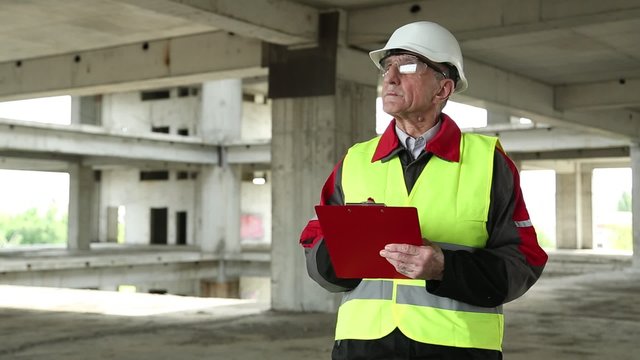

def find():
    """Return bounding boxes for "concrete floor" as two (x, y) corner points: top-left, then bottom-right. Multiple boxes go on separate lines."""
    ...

(0, 267), (639, 359)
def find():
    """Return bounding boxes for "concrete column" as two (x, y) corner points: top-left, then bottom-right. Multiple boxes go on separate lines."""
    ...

(580, 168), (593, 249)
(68, 164), (95, 251)
(200, 79), (242, 142)
(271, 79), (376, 312)
(197, 165), (241, 254)
(556, 168), (578, 249)
(196, 79), (242, 278)
(631, 144), (640, 266)
(70, 96), (102, 125)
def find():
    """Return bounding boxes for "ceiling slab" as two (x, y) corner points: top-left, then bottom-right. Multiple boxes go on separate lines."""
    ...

(0, 0), (213, 62)
(0, 0), (638, 155)
(556, 79), (640, 111)
(121, 0), (319, 45)
(0, 31), (266, 101)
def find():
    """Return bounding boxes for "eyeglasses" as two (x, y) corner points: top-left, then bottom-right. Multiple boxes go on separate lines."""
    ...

(379, 55), (448, 79)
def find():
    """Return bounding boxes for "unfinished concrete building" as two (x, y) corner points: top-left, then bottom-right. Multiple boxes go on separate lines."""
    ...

(0, 1), (639, 359)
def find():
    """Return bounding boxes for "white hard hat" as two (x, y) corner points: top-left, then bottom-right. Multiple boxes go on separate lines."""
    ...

(369, 21), (468, 93)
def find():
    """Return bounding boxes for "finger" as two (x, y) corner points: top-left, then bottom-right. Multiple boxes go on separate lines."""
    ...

(380, 249), (412, 263)
(388, 243), (413, 253)
(384, 243), (420, 255)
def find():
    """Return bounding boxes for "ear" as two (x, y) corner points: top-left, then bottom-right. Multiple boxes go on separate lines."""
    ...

(434, 79), (455, 103)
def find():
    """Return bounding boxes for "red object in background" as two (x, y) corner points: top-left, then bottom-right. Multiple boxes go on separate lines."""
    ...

(241, 213), (264, 240)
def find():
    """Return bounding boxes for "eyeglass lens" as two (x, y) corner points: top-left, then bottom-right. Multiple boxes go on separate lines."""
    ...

(381, 56), (423, 76)
(380, 55), (448, 79)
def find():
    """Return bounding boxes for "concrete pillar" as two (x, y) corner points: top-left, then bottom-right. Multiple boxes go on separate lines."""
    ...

(631, 144), (640, 266)
(106, 206), (118, 243)
(200, 79), (242, 142)
(197, 165), (241, 254)
(580, 168), (593, 249)
(196, 79), (243, 287)
(68, 164), (95, 251)
(271, 79), (376, 312)
(70, 96), (101, 125)
(556, 167), (578, 249)
(267, 11), (377, 311)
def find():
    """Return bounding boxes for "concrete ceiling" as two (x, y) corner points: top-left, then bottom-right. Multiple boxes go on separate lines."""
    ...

(0, 0), (639, 155)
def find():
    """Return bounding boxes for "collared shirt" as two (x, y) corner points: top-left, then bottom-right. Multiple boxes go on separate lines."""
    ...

(394, 121), (442, 161)
(372, 114), (462, 164)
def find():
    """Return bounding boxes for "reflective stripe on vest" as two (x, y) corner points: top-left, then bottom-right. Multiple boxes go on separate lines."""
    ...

(336, 133), (504, 351)
(342, 279), (502, 315)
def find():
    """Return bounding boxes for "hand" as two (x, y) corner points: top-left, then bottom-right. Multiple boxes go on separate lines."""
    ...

(379, 239), (444, 280)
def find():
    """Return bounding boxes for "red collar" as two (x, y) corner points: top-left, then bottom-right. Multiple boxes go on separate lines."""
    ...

(372, 113), (462, 163)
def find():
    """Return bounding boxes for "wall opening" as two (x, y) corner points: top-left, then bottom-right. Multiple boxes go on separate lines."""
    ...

(176, 211), (187, 245)
(0, 170), (69, 248)
(0, 95), (71, 125)
(141, 89), (170, 101)
(140, 171), (169, 181)
(592, 168), (632, 252)
(117, 205), (126, 244)
(520, 169), (556, 249)
(150, 208), (168, 245)
(151, 126), (170, 134)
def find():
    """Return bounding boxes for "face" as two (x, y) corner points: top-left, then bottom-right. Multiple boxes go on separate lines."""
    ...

(380, 54), (447, 119)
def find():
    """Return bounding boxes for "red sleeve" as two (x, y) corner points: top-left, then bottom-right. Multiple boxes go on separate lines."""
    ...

(499, 149), (548, 267)
(300, 159), (344, 249)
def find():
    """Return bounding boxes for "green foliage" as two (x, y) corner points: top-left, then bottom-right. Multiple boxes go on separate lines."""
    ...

(117, 222), (125, 244)
(599, 223), (632, 251)
(0, 206), (67, 247)
(534, 227), (555, 249)
(617, 191), (632, 212)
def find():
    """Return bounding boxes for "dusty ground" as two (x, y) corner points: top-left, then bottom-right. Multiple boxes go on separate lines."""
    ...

(1, 268), (639, 360)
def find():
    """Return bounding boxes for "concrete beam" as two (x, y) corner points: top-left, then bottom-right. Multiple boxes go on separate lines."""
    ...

(348, 0), (640, 44)
(555, 78), (640, 110)
(0, 154), (75, 172)
(456, 58), (640, 140)
(0, 119), (272, 168)
(471, 126), (629, 153)
(80, 158), (205, 171)
(120, 0), (318, 46)
(510, 147), (630, 161)
(0, 31), (265, 101)
(0, 247), (270, 287)
(0, 120), (219, 165)
(336, 47), (378, 86)
(226, 141), (271, 164)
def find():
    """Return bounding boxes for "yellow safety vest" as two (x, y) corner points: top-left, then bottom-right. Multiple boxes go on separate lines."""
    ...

(336, 132), (504, 351)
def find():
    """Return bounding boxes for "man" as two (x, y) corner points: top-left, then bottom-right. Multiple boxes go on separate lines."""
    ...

(299, 21), (548, 359)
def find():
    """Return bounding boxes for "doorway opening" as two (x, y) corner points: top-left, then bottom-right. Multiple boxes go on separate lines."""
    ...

(150, 208), (168, 245)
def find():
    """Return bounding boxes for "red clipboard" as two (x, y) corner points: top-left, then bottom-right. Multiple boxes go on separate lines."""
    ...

(314, 205), (423, 279)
